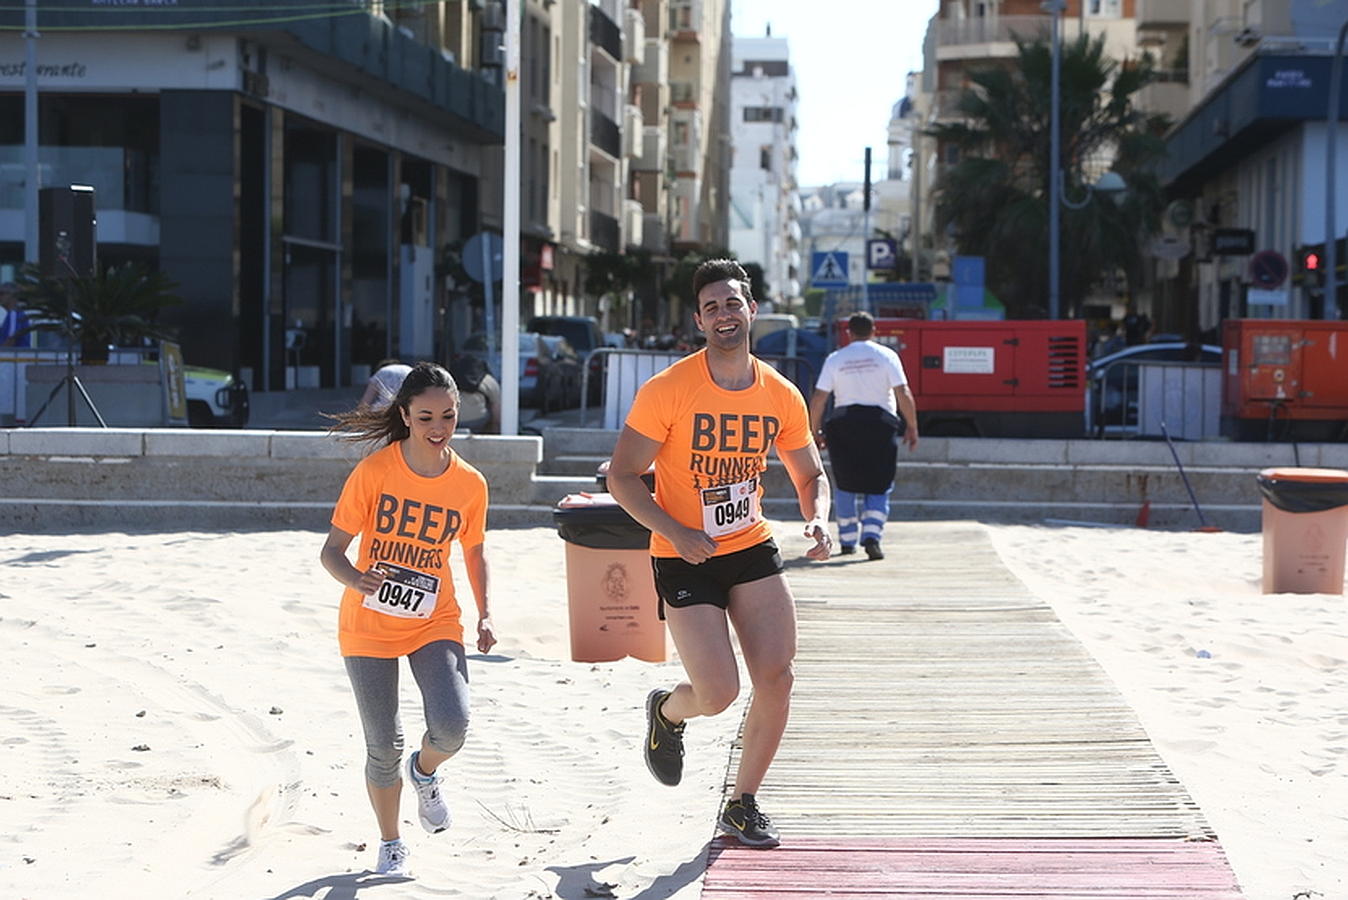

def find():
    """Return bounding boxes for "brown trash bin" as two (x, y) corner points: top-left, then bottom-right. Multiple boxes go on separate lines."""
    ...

(595, 458), (655, 492)
(1256, 467), (1348, 594)
(554, 492), (666, 662)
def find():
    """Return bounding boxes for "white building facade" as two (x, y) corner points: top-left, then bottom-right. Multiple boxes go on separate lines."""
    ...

(728, 35), (801, 307)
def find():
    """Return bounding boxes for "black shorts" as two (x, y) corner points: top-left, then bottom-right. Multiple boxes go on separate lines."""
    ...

(650, 539), (784, 619)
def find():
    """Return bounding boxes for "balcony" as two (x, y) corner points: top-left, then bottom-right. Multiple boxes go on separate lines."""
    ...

(669, 0), (701, 39)
(634, 38), (667, 87)
(590, 110), (621, 159)
(624, 8), (646, 65)
(635, 126), (666, 172)
(589, 4), (623, 62)
(935, 15), (1050, 60)
(590, 209), (620, 252)
(642, 212), (668, 252)
(1135, 77), (1191, 121)
(622, 199), (644, 249)
(670, 81), (696, 106)
(1136, 0), (1189, 28)
(623, 104), (644, 158)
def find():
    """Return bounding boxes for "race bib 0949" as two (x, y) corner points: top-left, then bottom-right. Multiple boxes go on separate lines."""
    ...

(701, 477), (760, 538)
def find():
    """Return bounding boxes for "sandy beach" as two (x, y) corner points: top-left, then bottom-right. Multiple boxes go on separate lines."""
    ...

(2, 519), (1344, 899)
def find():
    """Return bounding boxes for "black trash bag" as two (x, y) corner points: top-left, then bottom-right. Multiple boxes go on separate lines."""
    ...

(1256, 472), (1348, 514)
(554, 502), (651, 550)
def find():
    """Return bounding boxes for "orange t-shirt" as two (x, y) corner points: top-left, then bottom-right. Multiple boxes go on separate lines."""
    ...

(330, 442), (488, 657)
(624, 350), (811, 558)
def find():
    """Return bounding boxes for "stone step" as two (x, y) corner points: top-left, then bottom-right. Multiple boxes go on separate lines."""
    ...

(540, 451), (1273, 509)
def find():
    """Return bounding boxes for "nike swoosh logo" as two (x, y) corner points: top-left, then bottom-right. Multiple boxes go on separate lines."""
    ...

(649, 725), (660, 752)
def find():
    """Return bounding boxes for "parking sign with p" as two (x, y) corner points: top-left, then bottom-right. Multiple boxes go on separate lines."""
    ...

(867, 238), (897, 271)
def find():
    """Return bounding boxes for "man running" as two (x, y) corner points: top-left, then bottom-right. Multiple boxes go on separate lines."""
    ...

(606, 259), (831, 849)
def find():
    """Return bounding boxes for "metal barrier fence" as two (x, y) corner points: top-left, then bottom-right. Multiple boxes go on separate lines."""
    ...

(1087, 359), (1221, 439)
(579, 347), (818, 429)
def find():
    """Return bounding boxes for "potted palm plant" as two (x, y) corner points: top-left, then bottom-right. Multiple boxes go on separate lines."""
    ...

(16, 263), (184, 426)
(18, 262), (181, 363)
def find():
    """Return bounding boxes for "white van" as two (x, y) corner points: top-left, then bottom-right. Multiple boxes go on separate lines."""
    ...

(750, 313), (799, 351)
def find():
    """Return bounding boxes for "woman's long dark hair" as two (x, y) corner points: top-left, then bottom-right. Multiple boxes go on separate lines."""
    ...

(328, 361), (460, 448)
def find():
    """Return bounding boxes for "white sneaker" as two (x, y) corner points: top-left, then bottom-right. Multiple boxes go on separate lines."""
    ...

(374, 838), (411, 876)
(405, 751), (451, 833)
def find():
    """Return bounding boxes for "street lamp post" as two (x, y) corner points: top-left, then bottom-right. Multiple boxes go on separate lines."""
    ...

(1326, 18), (1348, 319)
(1044, 0), (1065, 319)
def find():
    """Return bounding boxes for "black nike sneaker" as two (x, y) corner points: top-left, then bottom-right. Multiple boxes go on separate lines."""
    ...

(644, 689), (685, 786)
(718, 793), (781, 848)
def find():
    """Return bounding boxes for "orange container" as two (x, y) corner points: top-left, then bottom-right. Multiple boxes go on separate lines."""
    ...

(555, 492), (666, 662)
(1257, 467), (1348, 595)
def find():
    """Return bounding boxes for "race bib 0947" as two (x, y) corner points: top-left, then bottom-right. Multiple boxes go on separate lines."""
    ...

(363, 562), (440, 619)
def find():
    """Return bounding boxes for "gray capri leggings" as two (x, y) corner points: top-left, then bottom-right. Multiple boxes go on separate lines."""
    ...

(344, 639), (471, 788)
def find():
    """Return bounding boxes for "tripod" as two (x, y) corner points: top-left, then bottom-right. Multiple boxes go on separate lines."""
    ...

(26, 230), (106, 427)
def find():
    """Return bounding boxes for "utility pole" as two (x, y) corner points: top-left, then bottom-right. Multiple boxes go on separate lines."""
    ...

(862, 146), (871, 313)
(501, 0), (521, 434)
(24, 0), (39, 264)
(1044, 0), (1065, 319)
(1327, 19), (1348, 319)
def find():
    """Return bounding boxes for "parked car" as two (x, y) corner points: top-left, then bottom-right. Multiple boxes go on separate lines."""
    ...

(463, 331), (582, 410)
(1085, 341), (1221, 436)
(183, 364), (250, 427)
(527, 315), (606, 401)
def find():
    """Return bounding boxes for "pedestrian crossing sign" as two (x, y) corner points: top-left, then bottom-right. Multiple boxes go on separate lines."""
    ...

(811, 251), (849, 288)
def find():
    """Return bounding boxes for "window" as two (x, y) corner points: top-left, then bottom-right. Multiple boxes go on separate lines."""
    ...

(1086, 0), (1121, 17)
(743, 106), (784, 123)
(759, 145), (772, 171)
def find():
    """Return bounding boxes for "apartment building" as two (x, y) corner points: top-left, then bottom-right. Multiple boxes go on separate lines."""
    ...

(667, 0), (732, 254)
(524, 0), (731, 334)
(0, 1), (504, 394)
(1155, 0), (1348, 332)
(728, 34), (802, 307)
(912, 1), (1144, 282)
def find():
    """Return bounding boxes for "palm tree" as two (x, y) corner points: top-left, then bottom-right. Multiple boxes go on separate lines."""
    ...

(929, 33), (1170, 319)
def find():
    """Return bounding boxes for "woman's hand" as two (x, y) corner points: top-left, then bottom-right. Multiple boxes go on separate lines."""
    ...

(352, 564), (389, 596)
(476, 616), (497, 654)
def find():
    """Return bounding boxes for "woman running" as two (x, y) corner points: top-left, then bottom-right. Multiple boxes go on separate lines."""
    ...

(320, 361), (495, 877)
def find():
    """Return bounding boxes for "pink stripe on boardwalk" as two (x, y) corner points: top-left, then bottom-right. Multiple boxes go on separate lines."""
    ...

(702, 837), (1243, 898)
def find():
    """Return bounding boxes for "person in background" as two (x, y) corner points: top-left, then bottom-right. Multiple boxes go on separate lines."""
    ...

(449, 353), (501, 434)
(320, 362), (495, 877)
(0, 282), (32, 348)
(1123, 304), (1152, 346)
(360, 359), (413, 410)
(808, 312), (918, 561)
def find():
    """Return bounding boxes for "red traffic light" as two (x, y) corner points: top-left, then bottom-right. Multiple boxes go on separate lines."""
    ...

(1304, 251), (1322, 271)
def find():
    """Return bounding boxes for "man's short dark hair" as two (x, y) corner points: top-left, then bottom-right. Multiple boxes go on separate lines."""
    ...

(847, 311), (875, 338)
(692, 258), (752, 304)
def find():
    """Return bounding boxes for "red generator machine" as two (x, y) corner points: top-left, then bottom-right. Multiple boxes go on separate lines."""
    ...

(1221, 319), (1348, 442)
(837, 319), (1087, 437)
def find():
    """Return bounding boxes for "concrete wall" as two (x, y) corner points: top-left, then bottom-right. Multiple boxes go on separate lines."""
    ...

(0, 428), (542, 532)
(4, 426), (1347, 534)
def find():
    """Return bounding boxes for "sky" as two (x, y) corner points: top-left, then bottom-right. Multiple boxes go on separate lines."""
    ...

(730, 0), (938, 187)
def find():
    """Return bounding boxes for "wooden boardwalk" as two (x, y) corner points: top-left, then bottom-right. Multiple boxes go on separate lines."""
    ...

(702, 522), (1243, 899)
